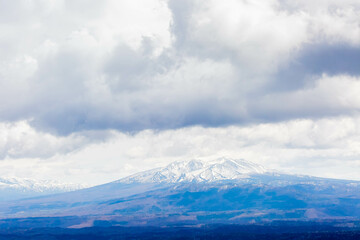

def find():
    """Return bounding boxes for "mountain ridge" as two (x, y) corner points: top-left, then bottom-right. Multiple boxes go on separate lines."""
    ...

(117, 158), (267, 184)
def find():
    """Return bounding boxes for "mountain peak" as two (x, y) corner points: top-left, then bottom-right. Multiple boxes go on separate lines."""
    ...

(118, 158), (267, 184)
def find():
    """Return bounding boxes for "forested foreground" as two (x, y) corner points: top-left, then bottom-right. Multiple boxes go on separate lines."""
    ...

(1, 224), (360, 240)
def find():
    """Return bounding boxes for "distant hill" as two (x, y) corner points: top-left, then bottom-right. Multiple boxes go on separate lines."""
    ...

(0, 177), (84, 201)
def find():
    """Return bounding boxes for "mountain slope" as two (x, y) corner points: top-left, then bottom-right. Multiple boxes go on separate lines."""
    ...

(1, 158), (360, 228)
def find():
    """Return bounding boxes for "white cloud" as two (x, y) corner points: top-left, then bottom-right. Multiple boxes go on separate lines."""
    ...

(0, 121), (114, 159)
(310, 8), (360, 46)
(279, 0), (360, 45)
(182, 0), (308, 74)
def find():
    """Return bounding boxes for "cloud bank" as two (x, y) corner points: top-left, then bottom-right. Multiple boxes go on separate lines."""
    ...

(1, 116), (360, 185)
(1, 0), (360, 183)
(1, 0), (359, 134)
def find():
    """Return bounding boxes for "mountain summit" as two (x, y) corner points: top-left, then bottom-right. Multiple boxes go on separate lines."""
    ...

(118, 158), (267, 184)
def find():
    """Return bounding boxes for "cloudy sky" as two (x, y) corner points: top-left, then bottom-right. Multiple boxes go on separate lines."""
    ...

(1, 0), (360, 185)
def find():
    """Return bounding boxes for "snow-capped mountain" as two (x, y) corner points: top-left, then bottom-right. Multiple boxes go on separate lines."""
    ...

(1, 157), (360, 228)
(0, 176), (84, 201)
(118, 158), (267, 184)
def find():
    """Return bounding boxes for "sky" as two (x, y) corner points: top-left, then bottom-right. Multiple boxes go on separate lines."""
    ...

(1, 0), (360, 186)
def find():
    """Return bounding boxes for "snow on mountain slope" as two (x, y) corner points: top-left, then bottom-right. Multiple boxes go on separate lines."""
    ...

(0, 177), (83, 192)
(0, 177), (85, 201)
(118, 158), (267, 184)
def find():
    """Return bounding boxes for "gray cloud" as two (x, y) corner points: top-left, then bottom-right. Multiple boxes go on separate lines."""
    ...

(268, 44), (360, 93)
(0, 0), (360, 135)
(250, 74), (360, 123)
